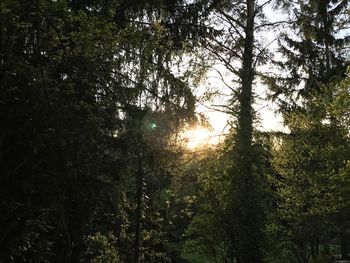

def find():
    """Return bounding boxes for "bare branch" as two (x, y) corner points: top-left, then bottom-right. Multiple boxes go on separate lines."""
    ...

(217, 8), (245, 32)
(217, 12), (245, 39)
(204, 44), (240, 75)
(254, 20), (290, 31)
(254, 0), (274, 15)
(197, 101), (237, 115)
(212, 38), (243, 59)
(253, 38), (277, 68)
(209, 67), (240, 96)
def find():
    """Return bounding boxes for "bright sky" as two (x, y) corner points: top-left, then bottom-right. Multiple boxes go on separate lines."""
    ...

(196, 87), (286, 135)
(184, 1), (349, 149)
(195, 1), (287, 138)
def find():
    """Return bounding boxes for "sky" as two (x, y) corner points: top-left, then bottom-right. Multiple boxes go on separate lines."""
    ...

(195, 1), (288, 137)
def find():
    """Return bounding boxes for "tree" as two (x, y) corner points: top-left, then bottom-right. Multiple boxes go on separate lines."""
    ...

(270, 73), (350, 262)
(195, 0), (277, 261)
(0, 0), (203, 262)
(268, 0), (349, 99)
(263, 1), (350, 261)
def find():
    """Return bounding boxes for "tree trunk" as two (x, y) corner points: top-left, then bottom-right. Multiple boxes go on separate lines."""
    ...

(134, 156), (143, 263)
(341, 231), (349, 260)
(233, 1), (264, 262)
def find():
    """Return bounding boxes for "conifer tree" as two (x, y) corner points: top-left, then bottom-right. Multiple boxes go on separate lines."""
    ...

(266, 0), (350, 261)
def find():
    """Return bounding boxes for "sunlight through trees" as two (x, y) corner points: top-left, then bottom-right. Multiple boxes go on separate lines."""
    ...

(0, 0), (349, 262)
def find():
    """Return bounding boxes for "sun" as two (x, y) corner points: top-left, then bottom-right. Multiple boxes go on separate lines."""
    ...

(181, 126), (219, 149)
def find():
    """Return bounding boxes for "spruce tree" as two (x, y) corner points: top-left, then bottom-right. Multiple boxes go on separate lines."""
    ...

(266, 0), (350, 261)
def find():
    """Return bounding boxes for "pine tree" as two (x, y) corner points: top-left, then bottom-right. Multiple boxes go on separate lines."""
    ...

(265, 0), (350, 261)
(187, 0), (277, 261)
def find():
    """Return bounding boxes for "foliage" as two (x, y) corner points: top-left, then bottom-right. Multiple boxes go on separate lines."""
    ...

(262, 1), (350, 261)
(269, 74), (350, 262)
(1, 0), (349, 262)
(0, 0), (203, 262)
(183, 146), (233, 263)
(81, 232), (120, 263)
